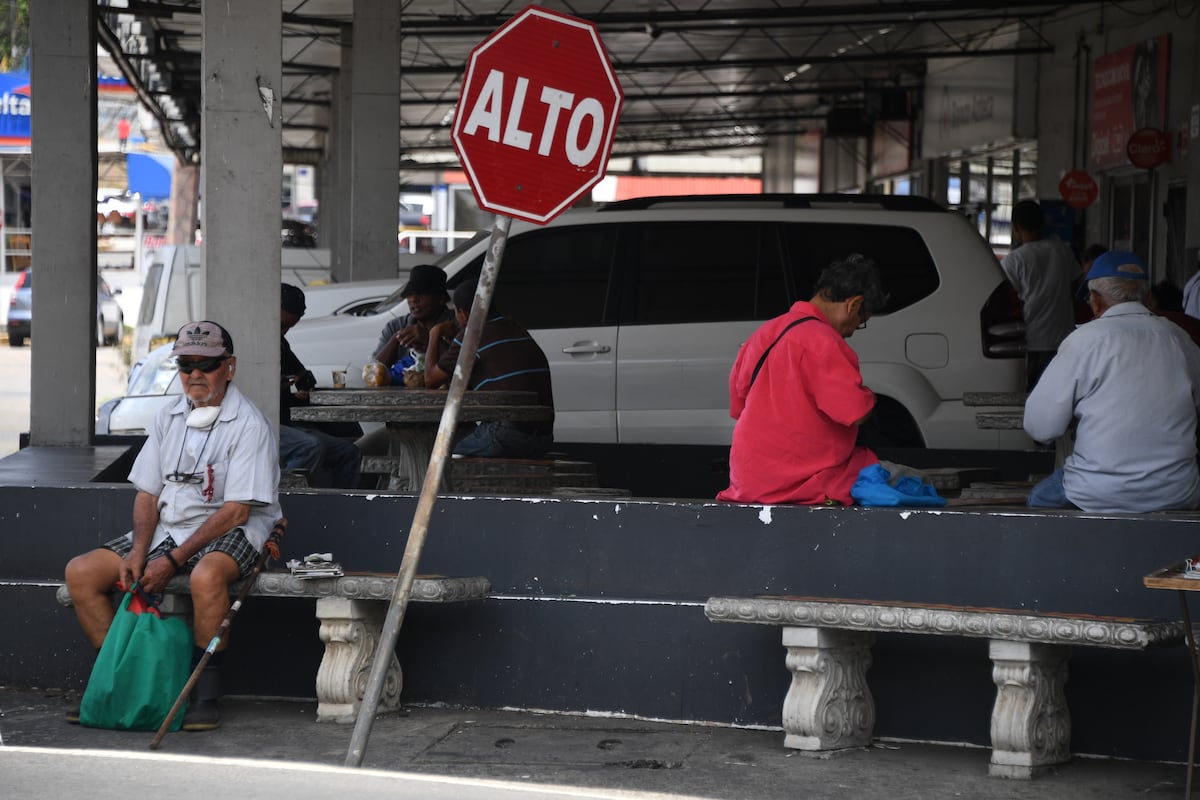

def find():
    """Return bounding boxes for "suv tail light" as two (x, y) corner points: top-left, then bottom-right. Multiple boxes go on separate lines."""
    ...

(10, 270), (26, 306)
(980, 281), (1025, 358)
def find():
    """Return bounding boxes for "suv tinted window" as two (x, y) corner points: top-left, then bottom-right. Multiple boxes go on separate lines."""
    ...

(450, 225), (616, 329)
(780, 223), (939, 313)
(622, 221), (789, 325)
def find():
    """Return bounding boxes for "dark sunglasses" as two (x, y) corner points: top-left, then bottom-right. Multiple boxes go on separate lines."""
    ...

(173, 356), (229, 374)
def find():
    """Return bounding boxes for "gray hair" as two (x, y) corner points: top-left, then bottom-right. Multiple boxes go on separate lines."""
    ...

(1088, 276), (1148, 305)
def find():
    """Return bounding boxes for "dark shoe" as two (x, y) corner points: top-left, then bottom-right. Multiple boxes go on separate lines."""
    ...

(65, 704), (80, 725)
(181, 698), (220, 731)
(181, 665), (221, 732)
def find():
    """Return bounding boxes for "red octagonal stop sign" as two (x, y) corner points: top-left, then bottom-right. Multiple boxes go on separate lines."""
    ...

(452, 5), (623, 224)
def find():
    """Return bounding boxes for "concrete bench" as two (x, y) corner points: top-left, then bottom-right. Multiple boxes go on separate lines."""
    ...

(58, 571), (490, 724)
(704, 595), (1185, 778)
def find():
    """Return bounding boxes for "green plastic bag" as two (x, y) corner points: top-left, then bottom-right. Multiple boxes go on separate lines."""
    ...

(79, 583), (192, 731)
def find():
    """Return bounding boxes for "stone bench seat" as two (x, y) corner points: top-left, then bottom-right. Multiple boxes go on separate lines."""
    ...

(704, 595), (1185, 779)
(361, 455), (616, 495)
(58, 571), (490, 723)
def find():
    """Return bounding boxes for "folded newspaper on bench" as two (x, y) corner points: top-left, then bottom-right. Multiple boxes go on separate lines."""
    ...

(287, 552), (344, 579)
(1185, 557), (1200, 580)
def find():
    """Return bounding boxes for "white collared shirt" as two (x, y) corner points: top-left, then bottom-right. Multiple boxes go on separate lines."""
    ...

(128, 383), (281, 551)
(1024, 302), (1200, 512)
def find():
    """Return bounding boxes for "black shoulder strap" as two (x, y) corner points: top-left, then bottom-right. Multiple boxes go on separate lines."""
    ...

(748, 316), (817, 391)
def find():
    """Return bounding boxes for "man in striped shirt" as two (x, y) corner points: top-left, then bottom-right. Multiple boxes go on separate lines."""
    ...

(425, 282), (555, 458)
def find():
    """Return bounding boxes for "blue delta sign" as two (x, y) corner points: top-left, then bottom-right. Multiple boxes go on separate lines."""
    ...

(0, 72), (31, 148)
(0, 72), (135, 151)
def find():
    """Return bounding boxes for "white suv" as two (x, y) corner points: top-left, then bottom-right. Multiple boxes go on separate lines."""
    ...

(288, 195), (1030, 454)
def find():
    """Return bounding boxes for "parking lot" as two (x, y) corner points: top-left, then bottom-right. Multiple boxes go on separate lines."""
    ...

(0, 341), (129, 458)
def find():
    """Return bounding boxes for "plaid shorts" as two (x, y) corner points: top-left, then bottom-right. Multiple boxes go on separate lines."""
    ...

(103, 528), (259, 578)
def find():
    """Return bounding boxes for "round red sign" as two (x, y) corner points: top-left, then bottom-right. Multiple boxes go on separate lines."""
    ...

(1126, 128), (1171, 169)
(1057, 169), (1098, 210)
(452, 6), (624, 225)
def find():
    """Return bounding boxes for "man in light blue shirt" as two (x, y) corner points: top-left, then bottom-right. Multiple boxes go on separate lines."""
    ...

(1025, 251), (1200, 513)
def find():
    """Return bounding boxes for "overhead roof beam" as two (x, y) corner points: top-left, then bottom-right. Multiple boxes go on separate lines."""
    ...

(393, 44), (1052, 76)
(96, 13), (197, 161)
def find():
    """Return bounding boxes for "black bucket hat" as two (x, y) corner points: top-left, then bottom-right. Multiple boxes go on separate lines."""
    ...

(400, 264), (449, 299)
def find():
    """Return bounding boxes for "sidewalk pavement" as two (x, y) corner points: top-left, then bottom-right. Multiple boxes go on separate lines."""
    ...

(0, 687), (1186, 799)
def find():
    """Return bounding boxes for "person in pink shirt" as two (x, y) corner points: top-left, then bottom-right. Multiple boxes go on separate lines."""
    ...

(718, 254), (887, 506)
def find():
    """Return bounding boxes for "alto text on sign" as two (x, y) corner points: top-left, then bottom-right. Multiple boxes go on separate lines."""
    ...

(452, 5), (623, 224)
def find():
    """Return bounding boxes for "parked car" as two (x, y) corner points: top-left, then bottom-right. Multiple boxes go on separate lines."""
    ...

(282, 218), (317, 248)
(7, 268), (124, 348)
(96, 341), (181, 435)
(296, 278), (400, 318)
(285, 194), (1030, 455)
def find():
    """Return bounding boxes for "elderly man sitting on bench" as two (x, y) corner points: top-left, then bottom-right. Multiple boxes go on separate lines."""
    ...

(1025, 251), (1200, 513)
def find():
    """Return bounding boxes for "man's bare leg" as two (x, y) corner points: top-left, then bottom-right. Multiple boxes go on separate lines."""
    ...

(64, 548), (124, 649)
(188, 551), (240, 650)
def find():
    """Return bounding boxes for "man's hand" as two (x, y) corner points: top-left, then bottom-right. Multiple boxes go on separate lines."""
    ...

(393, 323), (428, 350)
(119, 552), (146, 592)
(137, 556), (177, 595)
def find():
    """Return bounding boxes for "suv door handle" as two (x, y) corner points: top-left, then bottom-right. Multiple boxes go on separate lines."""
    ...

(562, 343), (611, 354)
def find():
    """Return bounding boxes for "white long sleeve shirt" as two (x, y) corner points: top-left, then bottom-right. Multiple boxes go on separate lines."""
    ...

(1024, 302), (1200, 513)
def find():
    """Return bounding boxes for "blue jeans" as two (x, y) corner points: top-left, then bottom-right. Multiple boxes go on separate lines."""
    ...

(1027, 467), (1078, 509)
(280, 424), (362, 489)
(279, 424), (321, 473)
(454, 421), (552, 459)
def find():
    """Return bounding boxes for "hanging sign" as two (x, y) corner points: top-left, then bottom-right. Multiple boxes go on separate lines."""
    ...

(1057, 170), (1099, 209)
(1126, 127), (1171, 169)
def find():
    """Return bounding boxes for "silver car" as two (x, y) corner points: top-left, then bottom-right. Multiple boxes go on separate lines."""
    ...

(7, 268), (125, 347)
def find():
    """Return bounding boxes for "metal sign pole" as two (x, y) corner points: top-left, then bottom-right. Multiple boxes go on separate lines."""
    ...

(345, 213), (512, 767)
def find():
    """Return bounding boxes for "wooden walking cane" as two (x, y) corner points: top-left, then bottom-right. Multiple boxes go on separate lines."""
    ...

(149, 518), (286, 750)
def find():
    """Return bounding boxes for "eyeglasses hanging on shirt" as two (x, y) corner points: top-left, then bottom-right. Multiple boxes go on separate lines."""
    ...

(165, 406), (220, 484)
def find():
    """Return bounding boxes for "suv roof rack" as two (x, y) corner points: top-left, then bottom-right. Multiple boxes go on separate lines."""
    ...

(597, 193), (946, 213)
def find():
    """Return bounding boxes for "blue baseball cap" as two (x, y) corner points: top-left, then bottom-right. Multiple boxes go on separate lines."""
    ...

(1085, 250), (1148, 282)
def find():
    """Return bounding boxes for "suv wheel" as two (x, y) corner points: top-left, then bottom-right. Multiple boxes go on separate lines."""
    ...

(856, 396), (925, 449)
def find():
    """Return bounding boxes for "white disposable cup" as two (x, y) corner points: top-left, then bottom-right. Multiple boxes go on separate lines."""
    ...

(331, 370), (347, 389)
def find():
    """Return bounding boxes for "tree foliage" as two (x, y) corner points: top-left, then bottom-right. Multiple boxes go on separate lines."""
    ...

(0, 0), (30, 73)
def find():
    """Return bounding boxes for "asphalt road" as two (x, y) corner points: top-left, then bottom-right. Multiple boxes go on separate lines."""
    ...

(0, 340), (129, 457)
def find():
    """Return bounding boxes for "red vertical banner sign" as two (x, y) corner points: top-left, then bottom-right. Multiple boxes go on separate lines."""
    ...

(1089, 35), (1170, 171)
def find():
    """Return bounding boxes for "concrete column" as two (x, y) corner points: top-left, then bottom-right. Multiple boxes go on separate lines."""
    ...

(29, 0), (96, 446)
(330, 27), (354, 282)
(1185, 12), (1200, 276)
(761, 134), (796, 193)
(168, 160), (199, 247)
(348, 0), (401, 281)
(202, 0), (282, 427)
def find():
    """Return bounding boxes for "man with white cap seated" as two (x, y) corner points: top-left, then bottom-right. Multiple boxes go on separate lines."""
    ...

(65, 320), (281, 730)
(1024, 251), (1200, 513)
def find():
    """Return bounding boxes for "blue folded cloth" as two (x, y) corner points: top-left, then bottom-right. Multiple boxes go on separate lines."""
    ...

(850, 463), (947, 507)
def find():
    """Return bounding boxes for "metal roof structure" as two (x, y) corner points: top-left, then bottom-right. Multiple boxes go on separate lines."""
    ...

(97, 1), (1090, 169)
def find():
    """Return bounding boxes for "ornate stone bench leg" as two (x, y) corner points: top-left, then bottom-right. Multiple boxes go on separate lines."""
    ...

(315, 597), (403, 723)
(781, 627), (875, 750)
(988, 640), (1071, 778)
